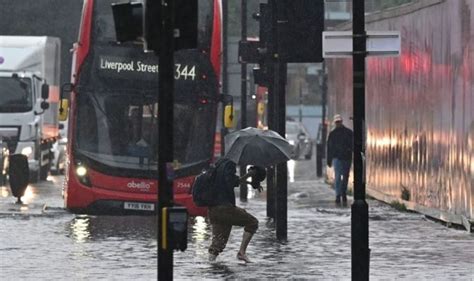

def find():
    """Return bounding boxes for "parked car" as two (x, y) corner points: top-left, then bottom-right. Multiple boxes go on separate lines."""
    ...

(286, 121), (313, 160)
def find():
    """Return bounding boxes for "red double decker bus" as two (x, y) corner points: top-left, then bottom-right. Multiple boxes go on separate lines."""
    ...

(61, 0), (222, 216)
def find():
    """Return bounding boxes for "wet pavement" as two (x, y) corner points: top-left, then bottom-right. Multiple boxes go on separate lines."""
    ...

(1, 158), (474, 280)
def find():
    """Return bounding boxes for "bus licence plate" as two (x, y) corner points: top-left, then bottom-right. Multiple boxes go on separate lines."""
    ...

(124, 202), (155, 211)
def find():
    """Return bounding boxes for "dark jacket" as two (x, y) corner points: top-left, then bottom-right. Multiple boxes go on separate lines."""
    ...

(327, 125), (353, 165)
(214, 158), (239, 206)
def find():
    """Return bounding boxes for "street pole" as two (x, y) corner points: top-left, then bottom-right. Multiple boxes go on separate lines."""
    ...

(321, 62), (327, 158)
(240, 0), (248, 202)
(266, 63), (275, 219)
(275, 61), (287, 241)
(298, 83), (303, 122)
(352, 0), (370, 280)
(265, 1), (276, 219)
(273, 0), (288, 241)
(317, 62), (327, 178)
(221, 0), (229, 157)
(157, 0), (175, 279)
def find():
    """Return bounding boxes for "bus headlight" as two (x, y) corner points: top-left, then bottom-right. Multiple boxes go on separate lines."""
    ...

(76, 166), (87, 177)
(21, 146), (34, 158)
(75, 164), (91, 187)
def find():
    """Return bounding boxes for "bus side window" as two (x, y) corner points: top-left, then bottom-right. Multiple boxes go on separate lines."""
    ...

(77, 95), (98, 152)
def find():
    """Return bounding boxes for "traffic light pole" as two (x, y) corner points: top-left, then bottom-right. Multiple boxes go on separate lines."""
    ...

(272, 0), (288, 241)
(321, 63), (327, 160)
(221, 0), (229, 157)
(240, 0), (248, 202)
(274, 61), (287, 241)
(352, 0), (370, 280)
(317, 62), (327, 178)
(157, 0), (175, 279)
(266, 62), (275, 219)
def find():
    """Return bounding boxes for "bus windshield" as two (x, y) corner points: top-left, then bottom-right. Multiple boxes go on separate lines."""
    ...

(0, 77), (33, 112)
(76, 91), (158, 168)
(75, 86), (216, 173)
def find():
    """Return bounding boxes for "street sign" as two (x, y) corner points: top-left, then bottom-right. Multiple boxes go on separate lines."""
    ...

(322, 31), (400, 58)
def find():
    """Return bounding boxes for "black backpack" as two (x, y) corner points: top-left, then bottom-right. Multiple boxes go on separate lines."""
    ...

(191, 159), (227, 207)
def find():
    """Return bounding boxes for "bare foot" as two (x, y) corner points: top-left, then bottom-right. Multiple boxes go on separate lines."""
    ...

(209, 253), (218, 262)
(237, 252), (252, 263)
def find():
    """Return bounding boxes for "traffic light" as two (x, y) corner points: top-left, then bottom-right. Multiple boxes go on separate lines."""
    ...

(238, 40), (261, 64)
(239, 3), (273, 87)
(277, 0), (324, 62)
(111, 0), (197, 52)
(144, 0), (198, 51)
(253, 64), (271, 87)
(111, 1), (143, 43)
(257, 3), (272, 48)
(241, 1), (324, 86)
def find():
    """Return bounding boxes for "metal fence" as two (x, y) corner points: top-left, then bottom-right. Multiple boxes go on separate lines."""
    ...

(326, 0), (473, 227)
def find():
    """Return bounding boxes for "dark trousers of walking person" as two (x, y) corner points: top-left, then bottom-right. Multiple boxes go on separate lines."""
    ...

(332, 158), (351, 203)
(208, 205), (258, 262)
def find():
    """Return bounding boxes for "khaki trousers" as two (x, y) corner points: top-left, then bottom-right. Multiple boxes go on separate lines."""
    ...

(208, 205), (258, 255)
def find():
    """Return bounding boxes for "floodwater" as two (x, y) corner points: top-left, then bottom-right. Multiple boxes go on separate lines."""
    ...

(1, 158), (473, 280)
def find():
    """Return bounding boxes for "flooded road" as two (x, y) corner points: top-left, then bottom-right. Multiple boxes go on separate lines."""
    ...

(1, 155), (473, 280)
(1, 214), (158, 279)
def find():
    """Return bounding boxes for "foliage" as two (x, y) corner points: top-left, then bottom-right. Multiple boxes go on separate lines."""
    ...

(401, 185), (410, 201)
(390, 201), (408, 212)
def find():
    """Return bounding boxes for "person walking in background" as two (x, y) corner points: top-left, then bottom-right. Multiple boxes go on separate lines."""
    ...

(327, 114), (353, 205)
(208, 158), (259, 263)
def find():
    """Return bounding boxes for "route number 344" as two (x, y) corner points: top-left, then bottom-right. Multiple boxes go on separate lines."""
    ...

(175, 64), (196, 80)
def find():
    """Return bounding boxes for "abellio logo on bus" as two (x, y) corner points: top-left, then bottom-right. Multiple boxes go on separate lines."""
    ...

(127, 181), (153, 191)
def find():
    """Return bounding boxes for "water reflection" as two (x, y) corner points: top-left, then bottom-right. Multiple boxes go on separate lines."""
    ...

(70, 215), (91, 243)
(68, 215), (157, 243)
(20, 186), (36, 204)
(287, 159), (296, 182)
(1, 186), (9, 197)
(191, 216), (209, 242)
(2, 185), (37, 204)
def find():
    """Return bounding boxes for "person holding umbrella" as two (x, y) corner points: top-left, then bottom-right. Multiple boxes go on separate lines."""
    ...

(208, 127), (291, 263)
(208, 160), (263, 263)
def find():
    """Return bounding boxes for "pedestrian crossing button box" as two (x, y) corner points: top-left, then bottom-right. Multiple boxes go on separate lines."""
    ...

(167, 206), (188, 251)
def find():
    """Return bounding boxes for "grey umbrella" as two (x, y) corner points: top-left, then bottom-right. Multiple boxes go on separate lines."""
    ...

(224, 127), (292, 167)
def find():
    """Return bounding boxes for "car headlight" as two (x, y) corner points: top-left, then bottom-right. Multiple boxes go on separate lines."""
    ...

(288, 140), (295, 145)
(21, 146), (34, 158)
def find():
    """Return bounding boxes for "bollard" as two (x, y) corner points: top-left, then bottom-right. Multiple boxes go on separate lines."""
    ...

(0, 141), (8, 186)
(316, 143), (323, 177)
(8, 154), (29, 204)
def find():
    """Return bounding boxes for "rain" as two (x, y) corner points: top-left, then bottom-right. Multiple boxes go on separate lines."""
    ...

(1, 0), (473, 280)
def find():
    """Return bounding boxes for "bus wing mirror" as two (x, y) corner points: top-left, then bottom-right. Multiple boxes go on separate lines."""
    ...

(41, 84), (50, 100)
(224, 105), (234, 128)
(59, 99), (69, 121)
(61, 83), (74, 98)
